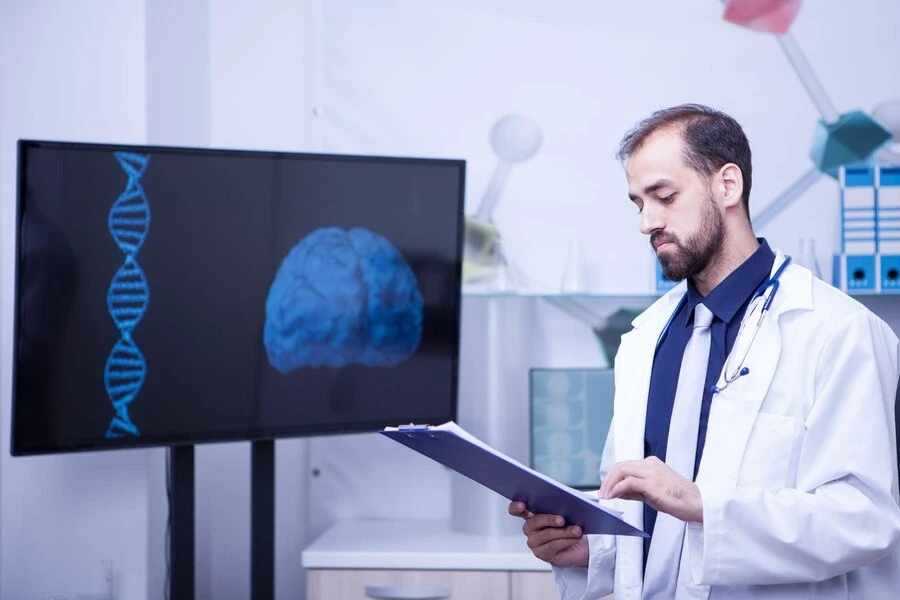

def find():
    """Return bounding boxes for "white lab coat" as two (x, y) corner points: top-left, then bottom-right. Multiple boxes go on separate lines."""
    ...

(553, 250), (900, 599)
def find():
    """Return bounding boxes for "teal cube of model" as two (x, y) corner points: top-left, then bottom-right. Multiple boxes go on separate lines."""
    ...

(810, 111), (892, 178)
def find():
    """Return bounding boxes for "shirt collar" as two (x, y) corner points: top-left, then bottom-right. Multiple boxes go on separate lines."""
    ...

(684, 238), (776, 325)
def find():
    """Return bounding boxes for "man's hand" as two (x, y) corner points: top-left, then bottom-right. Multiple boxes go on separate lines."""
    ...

(598, 456), (703, 523)
(508, 501), (589, 568)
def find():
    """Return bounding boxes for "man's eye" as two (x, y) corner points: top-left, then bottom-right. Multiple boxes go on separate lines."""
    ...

(660, 193), (676, 203)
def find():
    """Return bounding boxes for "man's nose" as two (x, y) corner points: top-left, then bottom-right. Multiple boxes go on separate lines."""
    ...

(640, 205), (664, 235)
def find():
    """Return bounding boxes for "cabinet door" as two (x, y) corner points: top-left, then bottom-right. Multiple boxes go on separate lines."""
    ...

(307, 569), (509, 600)
(510, 571), (558, 600)
(510, 571), (612, 600)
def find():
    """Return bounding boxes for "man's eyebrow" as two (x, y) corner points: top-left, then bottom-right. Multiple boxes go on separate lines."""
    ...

(628, 179), (673, 202)
(644, 179), (673, 195)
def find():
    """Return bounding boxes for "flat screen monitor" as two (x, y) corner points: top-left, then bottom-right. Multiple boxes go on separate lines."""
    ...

(529, 367), (615, 490)
(11, 140), (465, 455)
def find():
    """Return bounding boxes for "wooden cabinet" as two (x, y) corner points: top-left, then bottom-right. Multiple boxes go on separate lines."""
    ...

(307, 569), (561, 600)
(303, 520), (559, 600)
(510, 571), (559, 600)
(302, 521), (615, 600)
(307, 569), (511, 600)
(306, 568), (610, 600)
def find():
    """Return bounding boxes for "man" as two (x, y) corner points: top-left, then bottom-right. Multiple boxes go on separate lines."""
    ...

(509, 103), (900, 599)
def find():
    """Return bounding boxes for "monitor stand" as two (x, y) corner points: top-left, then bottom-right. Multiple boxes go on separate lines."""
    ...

(251, 439), (275, 599)
(168, 441), (275, 600)
(169, 445), (194, 598)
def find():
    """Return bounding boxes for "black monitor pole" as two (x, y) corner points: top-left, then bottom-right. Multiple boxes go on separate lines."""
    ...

(252, 439), (276, 600)
(167, 441), (276, 600)
(169, 445), (195, 599)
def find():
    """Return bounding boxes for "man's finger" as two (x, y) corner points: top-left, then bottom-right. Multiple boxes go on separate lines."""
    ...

(522, 513), (566, 535)
(508, 501), (533, 518)
(599, 465), (625, 498)
(599, 459), (653, 498)
(610, 490), (646, 503)
(532, 535), (584, 563)
(606, 476), (647, 501)
(616, 459), (654, 479)
(511, 502), (536, 519)
(526, 524), (583, 550)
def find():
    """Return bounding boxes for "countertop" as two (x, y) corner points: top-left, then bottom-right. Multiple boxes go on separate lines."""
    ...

(302, 519), (553, 571)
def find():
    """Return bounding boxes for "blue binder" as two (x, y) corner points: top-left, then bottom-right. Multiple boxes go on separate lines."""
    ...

(380, 422), (647, 537)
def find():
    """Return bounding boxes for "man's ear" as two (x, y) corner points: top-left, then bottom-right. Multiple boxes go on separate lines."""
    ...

(719, 163), (744, 209)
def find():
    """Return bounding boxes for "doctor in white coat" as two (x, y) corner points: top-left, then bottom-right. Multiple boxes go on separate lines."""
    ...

(509, 104), (900, 599)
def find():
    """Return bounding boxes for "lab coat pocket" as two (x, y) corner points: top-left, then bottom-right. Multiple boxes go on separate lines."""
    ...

(738, 412), (799, 490)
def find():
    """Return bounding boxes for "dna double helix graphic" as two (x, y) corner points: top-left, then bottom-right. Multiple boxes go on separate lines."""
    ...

(104, 151), (151, 438)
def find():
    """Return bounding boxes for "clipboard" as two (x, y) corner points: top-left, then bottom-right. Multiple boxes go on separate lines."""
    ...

(380, 421), (647, 537)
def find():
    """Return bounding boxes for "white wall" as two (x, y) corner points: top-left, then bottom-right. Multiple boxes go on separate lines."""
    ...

(0, 2), (151, 599)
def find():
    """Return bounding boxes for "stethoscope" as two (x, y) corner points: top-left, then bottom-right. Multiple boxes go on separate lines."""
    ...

(655, 255), (792, 395)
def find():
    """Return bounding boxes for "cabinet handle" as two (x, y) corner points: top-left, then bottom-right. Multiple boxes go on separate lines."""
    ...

(364, 585), (452, 599)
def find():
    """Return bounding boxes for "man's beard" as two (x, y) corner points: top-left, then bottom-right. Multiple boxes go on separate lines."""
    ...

(653, 197), (725, 282)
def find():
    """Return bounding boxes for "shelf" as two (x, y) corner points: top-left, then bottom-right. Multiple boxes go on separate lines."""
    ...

(462, 290), (660, 300)
(845, 291), (900, 296)
(460, 288), (900, 300)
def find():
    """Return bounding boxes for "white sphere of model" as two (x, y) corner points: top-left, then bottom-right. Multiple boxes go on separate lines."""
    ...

(490, 114), (543, 163)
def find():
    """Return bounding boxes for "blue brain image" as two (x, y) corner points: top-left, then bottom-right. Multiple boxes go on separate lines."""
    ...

(264, 226), (424, 372)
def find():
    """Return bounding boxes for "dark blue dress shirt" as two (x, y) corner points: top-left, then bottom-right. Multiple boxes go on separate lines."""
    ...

(642, 239), (776, 567)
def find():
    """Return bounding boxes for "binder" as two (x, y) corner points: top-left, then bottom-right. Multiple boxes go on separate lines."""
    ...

(878, 167), (900, 254)
(380, 421), (647, 537)
(840, 166), (877, 255)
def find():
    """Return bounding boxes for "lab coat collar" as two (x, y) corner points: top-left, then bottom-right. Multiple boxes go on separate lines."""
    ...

(767, 248), (814, 316)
